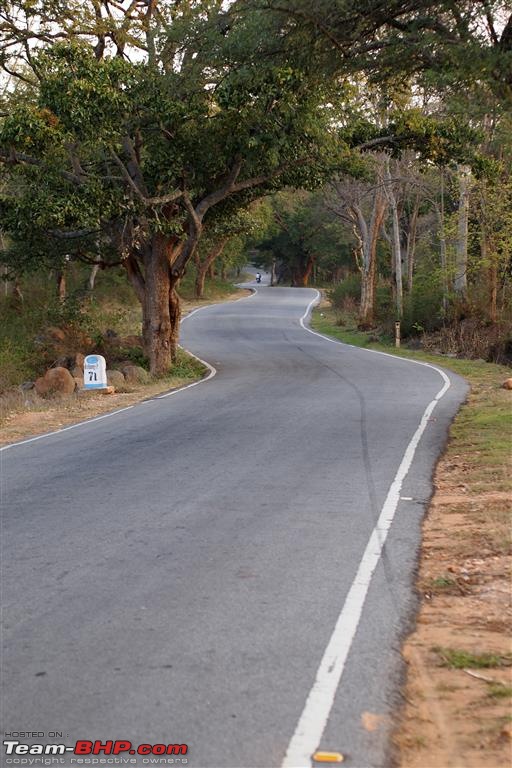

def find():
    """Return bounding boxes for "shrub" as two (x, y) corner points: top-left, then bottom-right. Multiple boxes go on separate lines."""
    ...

(328, 273), (361, 311)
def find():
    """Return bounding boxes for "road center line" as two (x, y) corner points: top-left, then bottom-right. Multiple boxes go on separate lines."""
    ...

(281, 292), (451, 768)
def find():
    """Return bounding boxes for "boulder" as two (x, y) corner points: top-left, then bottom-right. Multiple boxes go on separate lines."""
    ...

(46, 326), (66, 342)
(121, 364), (150, 385)
(34, 367), (76, 398)
(502, 378), (512, 390)
(107, 370), (126, 388)
(74, 352), (85, 369)
(79, 385), (115, 396)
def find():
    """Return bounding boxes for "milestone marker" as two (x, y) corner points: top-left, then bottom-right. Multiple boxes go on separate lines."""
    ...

(83, 354), (108, 389)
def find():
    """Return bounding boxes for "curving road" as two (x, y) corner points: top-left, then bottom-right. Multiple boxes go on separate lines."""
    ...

(1, 277), (467, 768)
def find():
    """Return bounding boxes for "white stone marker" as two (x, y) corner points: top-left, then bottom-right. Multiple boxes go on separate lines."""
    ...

(83, 354), (108, 390)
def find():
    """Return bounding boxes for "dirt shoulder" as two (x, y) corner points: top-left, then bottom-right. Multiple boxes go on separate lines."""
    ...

(311, 307), (512, 768)
(395, 373), (511, 768)
(0, 286), (251, 448)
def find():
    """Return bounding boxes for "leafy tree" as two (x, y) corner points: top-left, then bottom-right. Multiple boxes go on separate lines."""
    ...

(0, 33), (343, 373)
(253, 189), (351, 287)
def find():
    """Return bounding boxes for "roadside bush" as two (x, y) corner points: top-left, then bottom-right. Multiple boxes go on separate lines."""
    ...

(401, 274), (445, 337)
(328, 273), (361, 311)
(422, 319), (512, 364)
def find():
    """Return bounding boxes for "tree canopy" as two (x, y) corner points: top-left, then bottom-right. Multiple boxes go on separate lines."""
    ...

(1, 0), (510, 372)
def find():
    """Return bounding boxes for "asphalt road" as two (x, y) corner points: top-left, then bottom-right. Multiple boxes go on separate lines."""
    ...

(1, 277), (467, 768)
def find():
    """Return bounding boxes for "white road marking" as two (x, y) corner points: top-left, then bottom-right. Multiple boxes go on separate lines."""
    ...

(0, 406), (135, 453)
(282, 292), (452, 768)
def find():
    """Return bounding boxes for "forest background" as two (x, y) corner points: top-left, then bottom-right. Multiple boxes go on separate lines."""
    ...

(0, 0), (510, 386)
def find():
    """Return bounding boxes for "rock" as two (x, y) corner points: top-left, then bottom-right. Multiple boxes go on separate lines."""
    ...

(74, 352), (85, 369)
(107, 370), (126, 388)
(19, 381), (35, 391)
(79, 386), (115, 396)
(46, 326), (66, 342)
(73, 377), (83, 390)
(34, 367), (76, 398)
(71, 366), (83, 378)
(121, 364), (150, 385)
(502, 378), (512, 390)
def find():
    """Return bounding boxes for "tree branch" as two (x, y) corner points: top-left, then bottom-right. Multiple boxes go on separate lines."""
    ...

(0, 148), (83, 185)
(109, 147), (182, 206)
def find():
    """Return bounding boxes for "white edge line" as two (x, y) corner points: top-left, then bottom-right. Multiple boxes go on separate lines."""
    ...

(0, 285), (258, 451)
(149, 285), (257, 399)
(0, 406), (136, 453)
(282, 290), (451, 768)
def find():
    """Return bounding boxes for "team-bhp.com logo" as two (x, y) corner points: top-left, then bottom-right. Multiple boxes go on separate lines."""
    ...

(3, 740), (188, 764)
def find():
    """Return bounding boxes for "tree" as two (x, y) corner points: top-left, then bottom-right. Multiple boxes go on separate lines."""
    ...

(326, 158), (388, 326)
(253, 190), (348, 287)
(0, 30), (343, 374)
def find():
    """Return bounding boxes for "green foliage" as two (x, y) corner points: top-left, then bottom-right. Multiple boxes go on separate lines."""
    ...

(328, 273), (361, 309)
(171, 348), (207, 380)
(435, 647), (512, 670)
(1, 0), (511, 365)
(401, 273), (445, 336)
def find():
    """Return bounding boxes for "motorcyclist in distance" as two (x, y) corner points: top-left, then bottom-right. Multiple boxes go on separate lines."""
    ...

(256, 273), (262, 283)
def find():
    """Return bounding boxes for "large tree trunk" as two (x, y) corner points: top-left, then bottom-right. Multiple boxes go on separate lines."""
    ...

(195, 266), (207, 300)
(56, 269), (67, 302)
(356, 190), (386, 327)
(406, 195), (420, 294)
(169, 283), (181, 360)
(195, 238), (228, 299)
(437, 170), (449, 316)
(359, 252), (376, 327)
(297, 255), (315, 287)
(270, 258), (277, 286)
(143, 234), (173, 376)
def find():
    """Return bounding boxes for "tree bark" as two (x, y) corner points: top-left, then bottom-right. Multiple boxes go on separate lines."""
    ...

(194, 238), (228, 298)
(359, 251), (376, 326)
(437, 170), (449, 316)
(455, 164), (471, 297)
(406, 195), (420, 293)
(56, 269), (66, 302)
(298, 255), (315, 286)
(143, 234), (173, 376)
(356, 190), (386, 327)
(169, 283), (181, 360)
(88, 264), (100, 291)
